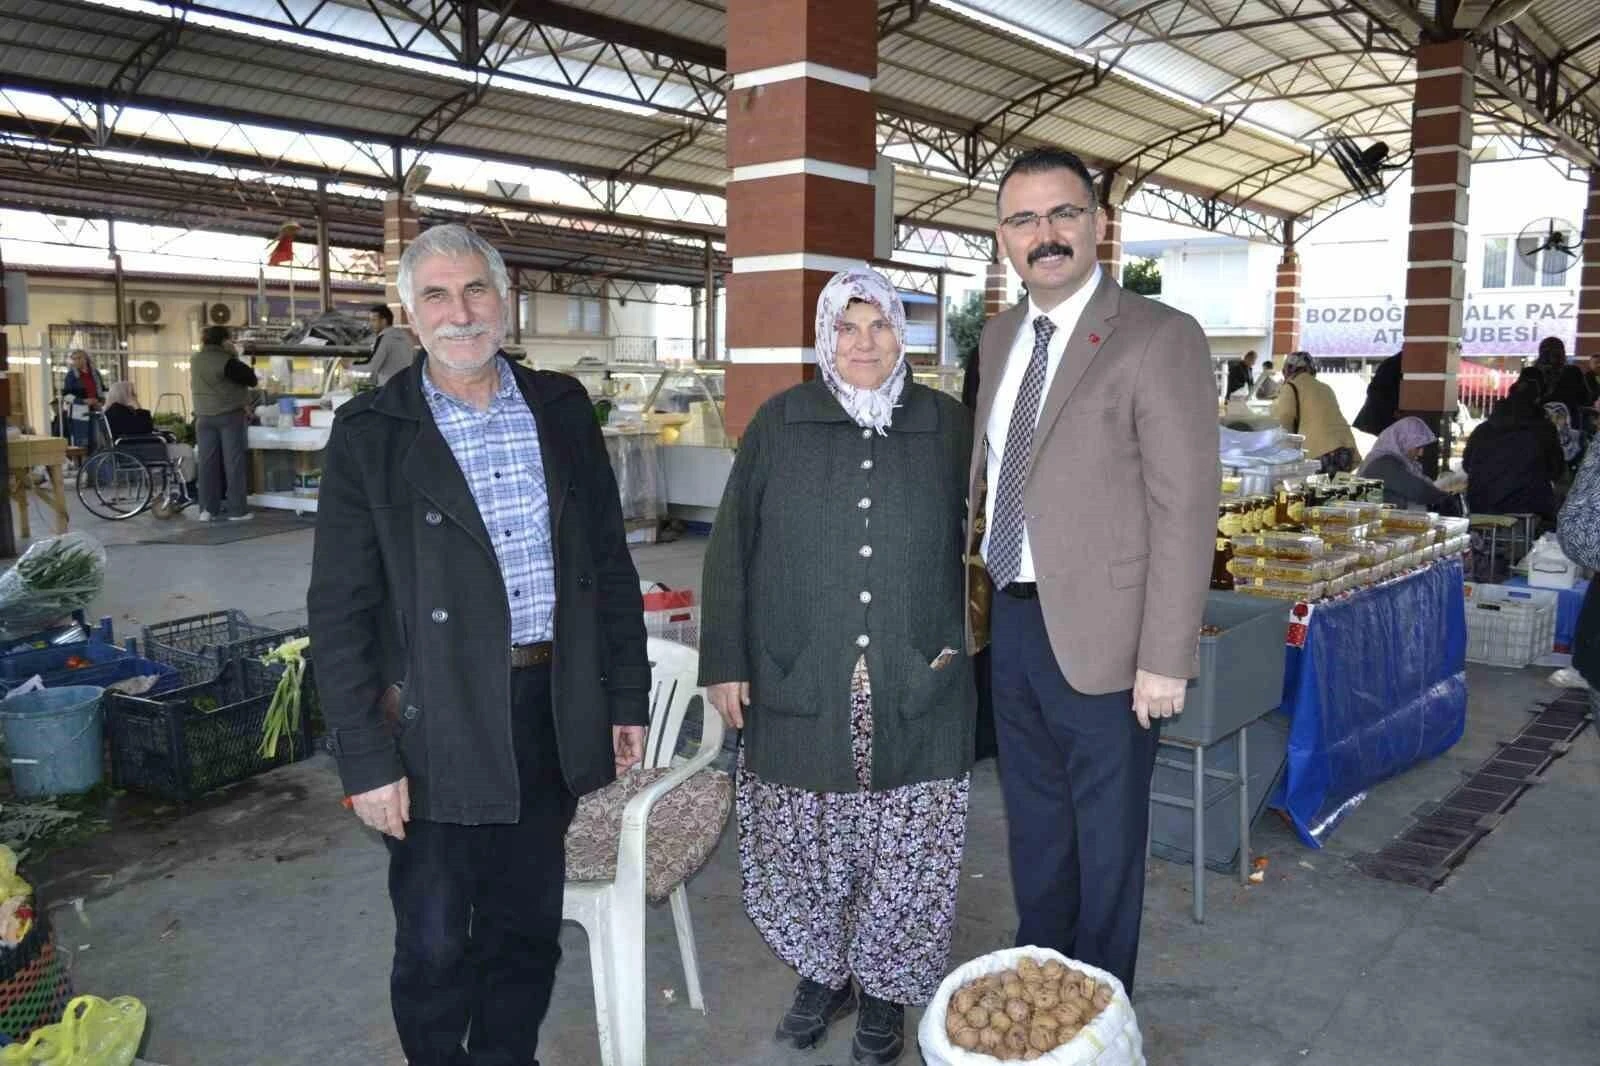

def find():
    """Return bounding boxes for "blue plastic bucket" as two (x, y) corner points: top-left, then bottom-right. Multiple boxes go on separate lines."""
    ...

(0, 685), (105, 797)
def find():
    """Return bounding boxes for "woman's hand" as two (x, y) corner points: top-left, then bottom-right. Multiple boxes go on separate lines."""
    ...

(707, 681), (749, 730)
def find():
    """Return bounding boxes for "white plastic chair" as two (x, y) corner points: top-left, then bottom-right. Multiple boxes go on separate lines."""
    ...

(563, 637), (726, 1066)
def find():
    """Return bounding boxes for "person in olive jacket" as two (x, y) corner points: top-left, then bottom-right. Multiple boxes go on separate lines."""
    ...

(699, 267), (976, 1066)
(306, 224), (650, 1066)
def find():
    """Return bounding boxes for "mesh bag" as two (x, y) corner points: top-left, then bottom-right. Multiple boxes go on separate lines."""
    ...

(0, 908), (73, 1045)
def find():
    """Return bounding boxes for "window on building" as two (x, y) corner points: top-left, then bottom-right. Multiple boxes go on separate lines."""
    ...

(1541, 246), (1572, 286)
(566, 295), (604, 335)
(1481, 237), (1507, 289)
(1512, 236), (1539, 286)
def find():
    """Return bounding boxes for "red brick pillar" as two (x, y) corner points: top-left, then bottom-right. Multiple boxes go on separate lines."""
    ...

(722, 0), (878, 438)
(1272, 242), (1302, 358)
(1400, 39), (1474, 450)
(384, 192), (419, 325)
(1579, 170), (1600, 357)
(1098, 203), (1124, 281)
(984, 259), (1010, 319)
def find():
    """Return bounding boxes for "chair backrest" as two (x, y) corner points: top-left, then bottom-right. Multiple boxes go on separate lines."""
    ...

(643, 637), (723, 769)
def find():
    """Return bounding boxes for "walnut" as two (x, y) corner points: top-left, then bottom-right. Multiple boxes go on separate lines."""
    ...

(989, 1010), (1012, 1033)
(979, 1026), (1004, 1051)
(1041, 960), (1066, 981)
(1002, 977), (1025, 999)
(1004, 1026), (1028, 1056)
(952, 987), (978, 1015)
(964, 1005), (988, 1029)
(1092, 986), (1113, 1011)
(1005, 998), (1031, 1023)
(1032, 986), (1059, 1010)
(953, 1027), (981, 1051)
(978, 992), (1005, 1013)
(1029, 1024), (1055, 1052)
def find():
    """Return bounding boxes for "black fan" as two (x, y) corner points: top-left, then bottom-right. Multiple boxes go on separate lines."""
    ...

(1328, 135), (1391, 198)
(1516, 217), (1582, 266)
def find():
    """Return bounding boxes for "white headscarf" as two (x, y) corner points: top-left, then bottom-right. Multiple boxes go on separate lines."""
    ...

(813, 268), (909, 435)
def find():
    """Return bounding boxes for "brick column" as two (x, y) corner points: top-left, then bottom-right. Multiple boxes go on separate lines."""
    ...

(1579, 169), (1600, 357)
(383, 192), (419, 324)
(1272, 241), (1302, 358)
(984, 259), (1010, 319)
(1097, 203), (1124, 280)
(1400, 39), (1475, 459)
(723, 0), (878, 438)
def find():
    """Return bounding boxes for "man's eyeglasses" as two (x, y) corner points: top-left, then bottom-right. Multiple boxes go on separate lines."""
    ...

(1000, 203), (1096, 233)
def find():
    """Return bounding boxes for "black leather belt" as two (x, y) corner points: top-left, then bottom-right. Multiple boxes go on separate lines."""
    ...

(511, 642), (553, 668)
(1001, 581), (1038, 600)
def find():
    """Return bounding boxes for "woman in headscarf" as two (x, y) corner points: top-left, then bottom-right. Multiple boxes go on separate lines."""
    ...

(699, 268), (975, 1065)
(1465, 378), (1565, 524)
(1545, 401), (1582, 471)
(1271, 350), (1360, 473)
(1356, 416), (1461, 513)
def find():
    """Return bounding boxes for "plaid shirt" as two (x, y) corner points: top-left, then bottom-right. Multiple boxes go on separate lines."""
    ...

(423, 357), (555, 643)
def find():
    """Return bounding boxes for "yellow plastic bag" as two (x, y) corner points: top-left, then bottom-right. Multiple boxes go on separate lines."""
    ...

(0, 995), (146, 1066)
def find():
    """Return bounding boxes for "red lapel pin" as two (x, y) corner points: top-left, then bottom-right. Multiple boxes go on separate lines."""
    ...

(1088, 333), (1101, 345)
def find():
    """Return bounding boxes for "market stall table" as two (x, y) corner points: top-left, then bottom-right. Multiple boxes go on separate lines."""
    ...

(1270, 557), (1469, 846)
(6, 435), (70, 538)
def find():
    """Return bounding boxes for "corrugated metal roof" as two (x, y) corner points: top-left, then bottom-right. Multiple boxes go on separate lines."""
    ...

(2, 0), (1595, 264)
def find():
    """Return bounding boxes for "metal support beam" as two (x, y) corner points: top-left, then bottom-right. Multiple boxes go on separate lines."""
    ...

(703, 238), (717, 363)
(317, 179), (332, 312)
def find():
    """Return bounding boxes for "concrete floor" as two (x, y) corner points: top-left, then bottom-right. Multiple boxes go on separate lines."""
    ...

(15, 496), (1600, 1066)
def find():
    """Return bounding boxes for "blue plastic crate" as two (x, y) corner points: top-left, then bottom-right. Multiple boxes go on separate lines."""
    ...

(0, 639), (129, 683)
(0, 612), (113, 660)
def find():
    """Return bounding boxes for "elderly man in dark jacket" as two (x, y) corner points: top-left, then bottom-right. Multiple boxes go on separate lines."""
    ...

(307, 224), (650, 1066)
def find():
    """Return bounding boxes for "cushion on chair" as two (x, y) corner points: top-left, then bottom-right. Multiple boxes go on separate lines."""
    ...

(564, 767), (732, 902)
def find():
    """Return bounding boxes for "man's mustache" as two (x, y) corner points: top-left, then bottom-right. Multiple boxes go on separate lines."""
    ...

(1028, 242), (1074, 266)
(434, 324), (491, 339)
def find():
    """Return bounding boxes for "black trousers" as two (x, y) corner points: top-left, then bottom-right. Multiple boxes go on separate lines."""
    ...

(384, 663), (577, 1066)
(990, 591), (1161, 994)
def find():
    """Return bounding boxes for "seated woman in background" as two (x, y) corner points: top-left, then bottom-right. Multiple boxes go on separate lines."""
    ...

(103, 382), (196, 485)
(1356, 416), (1463, 514)
(104, 381), (156, 438)
(1464, 380), (1565, 525)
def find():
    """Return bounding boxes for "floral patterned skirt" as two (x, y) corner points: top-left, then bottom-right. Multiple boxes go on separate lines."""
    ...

(736, 656), (970, 1004)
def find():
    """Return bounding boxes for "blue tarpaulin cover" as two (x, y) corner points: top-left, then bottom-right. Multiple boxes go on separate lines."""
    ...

(1271, 557), (1468, 846)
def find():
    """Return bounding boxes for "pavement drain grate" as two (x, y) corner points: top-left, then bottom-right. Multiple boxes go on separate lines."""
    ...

(1357, 693), (1592, 890)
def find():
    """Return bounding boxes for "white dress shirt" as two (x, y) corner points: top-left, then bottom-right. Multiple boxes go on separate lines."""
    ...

(981, 266), (1102, 581)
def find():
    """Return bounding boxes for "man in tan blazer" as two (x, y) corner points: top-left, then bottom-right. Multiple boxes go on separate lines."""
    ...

(966, 148), (1220, 993)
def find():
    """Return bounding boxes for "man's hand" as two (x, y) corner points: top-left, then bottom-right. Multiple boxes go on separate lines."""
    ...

(350, 778), (411, 839)
(613, 725), (646, 775)
(707, 681), (749, 731)
(1132, 669), (1188, 730)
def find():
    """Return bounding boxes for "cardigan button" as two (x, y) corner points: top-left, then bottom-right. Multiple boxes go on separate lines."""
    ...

(431, 608), (449, 623)
(424, 510), (443, 526)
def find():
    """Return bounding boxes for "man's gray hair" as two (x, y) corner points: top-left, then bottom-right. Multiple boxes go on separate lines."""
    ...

(396, 224), (511, 315)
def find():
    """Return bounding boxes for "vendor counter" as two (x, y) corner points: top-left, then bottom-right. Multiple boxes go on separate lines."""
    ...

(246, 426), (328, 515)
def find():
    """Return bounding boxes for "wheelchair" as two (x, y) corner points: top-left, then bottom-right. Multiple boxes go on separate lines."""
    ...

(74, 412), (194, 521)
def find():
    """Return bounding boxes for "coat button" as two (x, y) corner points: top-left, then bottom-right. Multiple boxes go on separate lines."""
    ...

(403, 705), (419, 721)
(431, 608), (449, 623)
(856, 634), (871, 648)
(425, 510), (442, 526)
(861, 459), (873, 470)
(860, 545), (872, 558)
(858, 497), (872, 510)
(578, 574), (594, 588)
(860, 590), (872, 604)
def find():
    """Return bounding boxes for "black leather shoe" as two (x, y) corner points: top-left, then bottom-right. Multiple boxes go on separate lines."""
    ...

(852, 991), (905, 1065)
(775, 978), (856, 1049)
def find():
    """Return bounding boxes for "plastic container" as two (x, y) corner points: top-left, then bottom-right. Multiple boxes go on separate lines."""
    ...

(1378, 507), (1434, 533)
(1527, 535), (1579, 589)
(139, 610), (286, 681)
(0, 686), (104, 797)
(1166, 592), (1291, 745)
(1464, 588), (1556, 668)
(1229, 532), (1325, 560)
(1234, 577), (1327, 601)
(105, 659), (314, 803)
(1227, 557), (1330, 582)
(1307, 502), (1380, 526)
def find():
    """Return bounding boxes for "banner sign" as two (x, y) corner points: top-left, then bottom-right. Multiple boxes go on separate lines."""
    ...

(1302, 295), (1577, 357)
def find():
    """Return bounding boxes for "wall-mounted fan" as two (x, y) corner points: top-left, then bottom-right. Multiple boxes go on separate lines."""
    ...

(1328, 135), (1396, 199)
(1515, 217), (1582, 269)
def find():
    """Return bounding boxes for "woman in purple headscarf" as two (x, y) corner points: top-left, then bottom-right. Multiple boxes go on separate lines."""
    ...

(699, 267), (976, 1064)
(1358, 415), (1461, 512)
